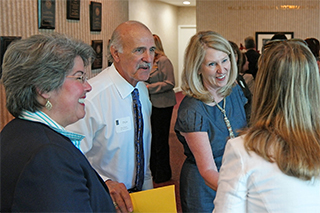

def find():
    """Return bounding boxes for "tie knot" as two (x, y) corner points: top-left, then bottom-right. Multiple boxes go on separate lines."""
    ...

(132, 88), (139, 101)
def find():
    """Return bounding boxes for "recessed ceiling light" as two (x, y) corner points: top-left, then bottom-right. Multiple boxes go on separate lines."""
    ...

(183, 1), (190, 5)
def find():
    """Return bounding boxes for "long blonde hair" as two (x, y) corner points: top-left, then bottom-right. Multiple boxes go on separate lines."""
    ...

(244, 40), (320, 180)
(181, 31), (237, 103)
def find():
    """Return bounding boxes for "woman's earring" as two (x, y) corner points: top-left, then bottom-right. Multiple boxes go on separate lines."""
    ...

(45, 99), (52, 110)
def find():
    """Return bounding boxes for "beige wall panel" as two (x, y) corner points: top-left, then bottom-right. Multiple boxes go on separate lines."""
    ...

(197, 0), (320, 47)
(0, 0), (128, 69)
(178, 6), (196, 25)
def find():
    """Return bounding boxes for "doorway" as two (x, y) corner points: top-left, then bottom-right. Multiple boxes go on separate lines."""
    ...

(177, 25), (196, 92)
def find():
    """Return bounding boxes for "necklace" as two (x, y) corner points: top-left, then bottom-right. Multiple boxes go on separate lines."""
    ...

(214, 98), (235, 139)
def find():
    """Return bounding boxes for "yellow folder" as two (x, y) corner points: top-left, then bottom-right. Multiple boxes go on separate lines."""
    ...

(129, 185), (177, 213)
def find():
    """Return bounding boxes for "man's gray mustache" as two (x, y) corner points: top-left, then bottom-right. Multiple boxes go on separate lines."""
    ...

(138, 63), (152, 69)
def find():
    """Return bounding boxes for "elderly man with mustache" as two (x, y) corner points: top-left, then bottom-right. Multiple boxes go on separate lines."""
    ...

(67, 21), (156, 213)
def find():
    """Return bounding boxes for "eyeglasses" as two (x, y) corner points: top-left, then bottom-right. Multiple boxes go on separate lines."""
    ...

(66, 72), (88, 84)
(262, 38), (308, 53)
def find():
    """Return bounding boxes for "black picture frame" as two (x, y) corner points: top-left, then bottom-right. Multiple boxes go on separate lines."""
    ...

(0, 36), (22, 78)
(67, 0), (80, 20)
(255, 32), (294, 52)
(38, 0), (56, 29)
(91, 40), (103, 69)
(90, 1), (101, 32)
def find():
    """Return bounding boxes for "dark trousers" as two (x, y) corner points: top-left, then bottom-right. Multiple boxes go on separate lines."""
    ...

(150, 106), (173, 183)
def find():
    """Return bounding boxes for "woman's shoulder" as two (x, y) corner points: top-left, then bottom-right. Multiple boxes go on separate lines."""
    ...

(227, 135), (246, 151)
(231, 83), (243, 94)
(224, 135), (255, 166)
(226, 135), (270, 166)
(157, 55), (172, 65)
(175, 96), (209, 132)
(229, 84), (248, 104)
(158, 55), (168, 61)
(2, 118), (48, 134)
(179, 95), (204, 110)
(177, 96), (214, 125)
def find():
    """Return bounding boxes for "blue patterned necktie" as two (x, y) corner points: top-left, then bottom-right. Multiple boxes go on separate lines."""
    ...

(131, 88), (144, 191)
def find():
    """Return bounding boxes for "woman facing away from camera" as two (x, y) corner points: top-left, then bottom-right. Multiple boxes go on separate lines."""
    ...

(174, 31), (247, 212)
(214, 40), (320, 212)
(0, 33), (115, 212)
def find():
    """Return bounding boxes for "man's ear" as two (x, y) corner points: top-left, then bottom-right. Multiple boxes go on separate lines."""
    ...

(110, 45), (120, 63)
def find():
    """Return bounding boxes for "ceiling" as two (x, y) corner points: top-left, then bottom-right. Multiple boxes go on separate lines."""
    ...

(157, 0), (196, 7)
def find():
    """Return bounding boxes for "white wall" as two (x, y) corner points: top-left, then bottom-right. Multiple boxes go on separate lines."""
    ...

(129, 0), (178, 79)
(129, 0), (196, 89)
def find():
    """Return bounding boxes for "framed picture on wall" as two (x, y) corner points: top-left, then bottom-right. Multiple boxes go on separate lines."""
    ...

(91, 40), (103, 69)
(0, 36), (22, 78)
(255, 32), (294, 53)
(67, 0), (80, 20)
(90, 1), (101, 31)
(38, 0), (56, 29)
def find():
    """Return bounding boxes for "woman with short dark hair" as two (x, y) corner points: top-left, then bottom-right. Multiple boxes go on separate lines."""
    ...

(1, 33), (115, 212)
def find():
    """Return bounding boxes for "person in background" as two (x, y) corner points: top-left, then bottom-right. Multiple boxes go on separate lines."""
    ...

(239, 52), (254, 94)
(229, 41), (243, 72)
(145, 34), (176, 183)
(214, 40), (320, 213)
(229, 41), (252, 123)
(270, 32), (288, 40)
(244, 36), (260, 79)
(66, 21), (155, 213)
(174, 31), (247, 212)
(0, 33), (115, 212)
(305, 37), (320, 70)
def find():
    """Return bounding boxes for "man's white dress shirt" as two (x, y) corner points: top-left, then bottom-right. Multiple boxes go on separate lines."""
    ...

(67, 64), (153, 190)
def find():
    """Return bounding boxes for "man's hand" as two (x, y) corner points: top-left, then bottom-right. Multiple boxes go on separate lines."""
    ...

(105, 180), (133, 213)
